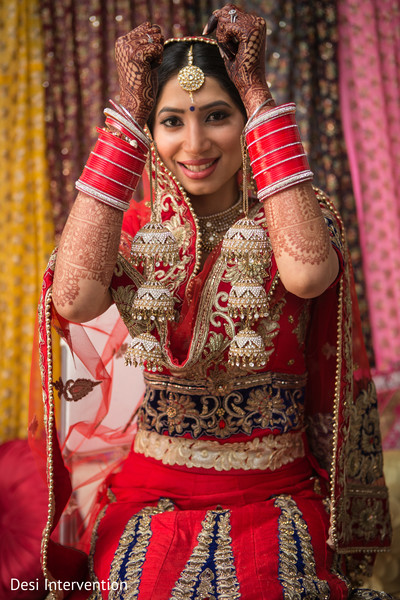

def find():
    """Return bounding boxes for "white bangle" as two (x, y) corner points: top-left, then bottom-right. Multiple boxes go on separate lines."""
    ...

(75, 180), (130, 211)
(258, 171), (314, 201)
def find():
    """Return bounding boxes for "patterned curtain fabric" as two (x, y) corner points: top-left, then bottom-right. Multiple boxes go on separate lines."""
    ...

(0, 1), (54, 441)
(338, 0), (400, 446)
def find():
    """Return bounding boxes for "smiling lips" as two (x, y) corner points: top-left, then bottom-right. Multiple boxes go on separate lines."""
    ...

(178, 158), (219, 179)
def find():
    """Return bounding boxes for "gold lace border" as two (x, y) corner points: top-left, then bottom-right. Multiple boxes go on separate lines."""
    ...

(134, 429), (305, 471)
(143, 370), (308, 396)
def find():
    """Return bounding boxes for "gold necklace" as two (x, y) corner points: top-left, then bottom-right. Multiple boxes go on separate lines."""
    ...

(197, 198), (243, 254)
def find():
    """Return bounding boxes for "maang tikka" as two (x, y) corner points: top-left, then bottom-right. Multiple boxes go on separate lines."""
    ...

(177, 45), (205, 102)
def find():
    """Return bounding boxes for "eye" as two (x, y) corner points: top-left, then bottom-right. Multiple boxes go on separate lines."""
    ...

(160, 115), (182, 128)
(206, 110), (229, 123)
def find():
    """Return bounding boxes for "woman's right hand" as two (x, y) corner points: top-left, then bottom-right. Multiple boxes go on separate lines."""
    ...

(115, 22), (164, 127)
(203, 5), (272, 117)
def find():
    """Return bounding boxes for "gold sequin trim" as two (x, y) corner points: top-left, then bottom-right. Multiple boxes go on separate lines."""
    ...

(134, 429), (305, 471)
(107, 498), (175, 599)
(170, 508), (241, 599)
(87, 504), (108, 600)
(143, 370), (307, 396)
(275, 495), (330, 599)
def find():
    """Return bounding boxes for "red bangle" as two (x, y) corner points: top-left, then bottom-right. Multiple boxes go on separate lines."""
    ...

(80, 168), (135, 199)
(246, 114), (297, 146)
(254, 157), (310, 190)
(251, 142), (304, 171)
(76, 114), (149, 211)
(96, 138), (147, 169)
(248, 129), (302, 159)
(87, 154), (141, 188)
(95, 127), (147, 156)
(91, 144), (146, 173)
(245, 103), (313, 201)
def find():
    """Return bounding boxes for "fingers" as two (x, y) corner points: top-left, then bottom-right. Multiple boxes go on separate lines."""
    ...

(116, 22), (164, 68)
(143, 25), (164, 68)
(116, 22), (163, 49)
(203, 4), (244, 34)
(202, 5), (249, 61)
(202, 12), (218, 35)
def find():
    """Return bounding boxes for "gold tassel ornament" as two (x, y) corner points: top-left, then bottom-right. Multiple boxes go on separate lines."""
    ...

(223, 134), (270, 368)
(227, 276), (269, 322)
(131, 275), (175, 323)
(228, 327), (268, 369)
(130, 220), (179, 266)
(130, 143), (179, 268)
(125, 332), (164, 372)
(126, 142), (179, 372)
(222, 217), (269, 267)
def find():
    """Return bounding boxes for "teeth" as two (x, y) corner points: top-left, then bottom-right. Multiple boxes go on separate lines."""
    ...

(182, 161), (214, 172)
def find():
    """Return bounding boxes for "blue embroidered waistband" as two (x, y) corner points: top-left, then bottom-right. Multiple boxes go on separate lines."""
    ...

(138, 372), (307, 440)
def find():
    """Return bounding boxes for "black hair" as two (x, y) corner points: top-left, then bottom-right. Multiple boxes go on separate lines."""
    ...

(147, 40), (246, 131)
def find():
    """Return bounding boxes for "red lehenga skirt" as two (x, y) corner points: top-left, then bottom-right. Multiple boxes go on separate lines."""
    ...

(89, 438), (356, 600)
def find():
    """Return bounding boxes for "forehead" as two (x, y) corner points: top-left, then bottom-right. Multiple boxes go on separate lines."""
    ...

(156, 75), (235, 110)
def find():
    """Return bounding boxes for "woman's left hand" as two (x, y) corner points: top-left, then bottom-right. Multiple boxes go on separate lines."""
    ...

(203, 4), (273, 116)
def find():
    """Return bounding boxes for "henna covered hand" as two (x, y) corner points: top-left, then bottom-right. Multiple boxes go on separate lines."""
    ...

(115, 22), (164, 127)
(204, 5), (273, 116)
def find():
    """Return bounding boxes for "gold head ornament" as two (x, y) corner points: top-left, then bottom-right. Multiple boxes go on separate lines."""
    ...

(164, 36), (218, 102)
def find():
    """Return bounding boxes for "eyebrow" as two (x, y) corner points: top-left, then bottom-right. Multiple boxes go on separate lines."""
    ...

(157, 100), (232, 116)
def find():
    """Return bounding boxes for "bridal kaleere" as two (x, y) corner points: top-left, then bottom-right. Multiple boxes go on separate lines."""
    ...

(30, 4), (392, 599)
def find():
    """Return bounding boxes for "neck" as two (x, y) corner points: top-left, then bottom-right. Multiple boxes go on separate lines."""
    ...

(189, 181), (240, 217)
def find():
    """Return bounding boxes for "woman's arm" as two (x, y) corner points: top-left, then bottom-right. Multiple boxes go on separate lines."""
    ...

(262, 183), (339, 298)
(52, 22), (164, 322)
(205, 5), (339, 298)
(52, 193), (122, 322)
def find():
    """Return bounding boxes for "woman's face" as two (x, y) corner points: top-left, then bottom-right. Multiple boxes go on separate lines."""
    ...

(153, 75), (245, 213)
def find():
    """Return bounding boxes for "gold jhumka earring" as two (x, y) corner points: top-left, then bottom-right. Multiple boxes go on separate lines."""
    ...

(125, 38), (218, 372)
(125, 142), (179, 371)
(222, 135), (270, 368)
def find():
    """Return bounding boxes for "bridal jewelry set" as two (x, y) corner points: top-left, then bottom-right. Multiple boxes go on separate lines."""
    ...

(75, 36), (313, 372)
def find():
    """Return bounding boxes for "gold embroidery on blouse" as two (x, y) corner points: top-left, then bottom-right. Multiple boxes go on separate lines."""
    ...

(153, 191), (195, 298)
(292, 300), (311, 345)
(275, 495), (330, 599)
(112, 255), (145, 334)
(256, 292), (285, 363)
(134, 429), (305, 471)
(170, 508), (241, 599)
(108, 498), (175, 599)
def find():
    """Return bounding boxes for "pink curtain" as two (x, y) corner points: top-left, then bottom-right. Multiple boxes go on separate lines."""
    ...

(338, 0), (400, 431)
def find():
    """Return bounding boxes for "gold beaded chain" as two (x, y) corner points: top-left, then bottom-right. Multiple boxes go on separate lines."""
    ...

(197, 197), (243, 254)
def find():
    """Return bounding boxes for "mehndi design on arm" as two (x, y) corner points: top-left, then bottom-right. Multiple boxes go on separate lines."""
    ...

(265, 185), (331, 264)
(53, 195), (123, 307)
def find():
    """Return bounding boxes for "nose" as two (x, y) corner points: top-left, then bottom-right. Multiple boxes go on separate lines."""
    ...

(182, 120), (212, 155)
